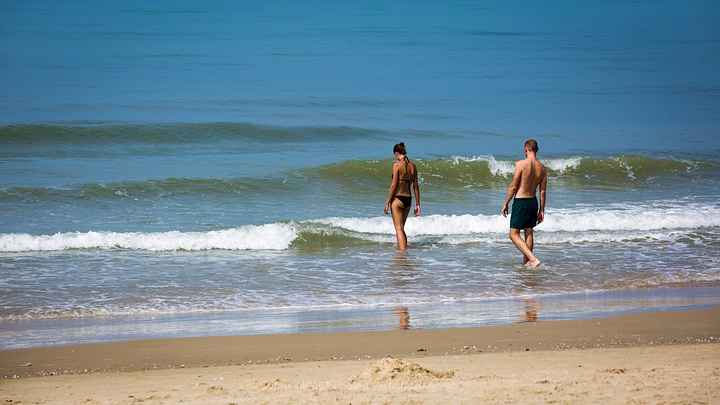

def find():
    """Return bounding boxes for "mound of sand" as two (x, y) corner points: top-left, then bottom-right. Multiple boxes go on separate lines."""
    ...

(350, 358), (454, 385)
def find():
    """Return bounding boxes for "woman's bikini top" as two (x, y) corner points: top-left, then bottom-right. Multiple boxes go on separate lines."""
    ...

(392, 156), (415, 182)
(392, 157), (415, 197)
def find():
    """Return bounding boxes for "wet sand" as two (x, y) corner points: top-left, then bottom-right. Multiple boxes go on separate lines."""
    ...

(2, 308), (719, 404)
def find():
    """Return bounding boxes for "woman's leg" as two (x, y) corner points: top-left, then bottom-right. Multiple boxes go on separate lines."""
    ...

(391, 198), (411, 249)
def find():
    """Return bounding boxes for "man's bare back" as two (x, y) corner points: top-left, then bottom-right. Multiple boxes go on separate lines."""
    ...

(515, 158), (546, 198)
(502, 140), (547, 267)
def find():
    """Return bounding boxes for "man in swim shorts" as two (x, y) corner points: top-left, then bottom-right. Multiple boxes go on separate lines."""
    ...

(502, 139), (547, 267)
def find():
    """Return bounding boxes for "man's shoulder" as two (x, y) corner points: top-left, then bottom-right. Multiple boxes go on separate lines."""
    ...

(527, 157), (546, 168)
(536, 160), (548, 177)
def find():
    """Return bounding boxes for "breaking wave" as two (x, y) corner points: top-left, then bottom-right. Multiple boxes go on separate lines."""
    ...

(2, 203), (718, 252)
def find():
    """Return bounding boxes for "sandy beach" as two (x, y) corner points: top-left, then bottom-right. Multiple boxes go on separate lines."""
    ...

(2, 308), (718, 404)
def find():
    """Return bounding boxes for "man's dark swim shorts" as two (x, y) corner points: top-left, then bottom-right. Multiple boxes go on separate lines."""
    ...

(510, 197), (539, 229)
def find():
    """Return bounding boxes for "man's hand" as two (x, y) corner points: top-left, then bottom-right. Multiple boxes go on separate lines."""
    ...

(502, 203), (509, 218)
(537, 210), (544, 225)
(414, 205), (420, 217)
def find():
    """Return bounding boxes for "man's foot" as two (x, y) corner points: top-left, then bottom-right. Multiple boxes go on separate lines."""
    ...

(529, 258), (541, 267)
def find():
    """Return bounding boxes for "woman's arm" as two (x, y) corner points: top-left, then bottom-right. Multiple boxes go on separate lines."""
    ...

(413, 168), (420, 217)
(384, 163), (400, 214)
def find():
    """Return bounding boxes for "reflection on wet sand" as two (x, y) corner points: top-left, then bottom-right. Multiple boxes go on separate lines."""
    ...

(389, 250), (416, 330)
(513, 266), (542, 323)
(516, 298), (540, 323)
(395, 306), (410, 330)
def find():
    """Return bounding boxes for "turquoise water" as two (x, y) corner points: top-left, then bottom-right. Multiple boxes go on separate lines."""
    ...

(1, 0), (719, 349)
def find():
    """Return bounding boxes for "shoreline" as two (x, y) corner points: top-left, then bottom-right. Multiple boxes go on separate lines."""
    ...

(4, 284), (719, 351)
(2, 307), (718, 379)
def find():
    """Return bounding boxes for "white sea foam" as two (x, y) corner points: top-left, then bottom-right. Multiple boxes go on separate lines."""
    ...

(543, 205), (720, 232)
(430, 231), (690, 245)
(611, 156), (636, 179)
(0, 223), (297, 252)
(1, 204), (718, 252)
(451, 155), (516, 177)
(451, 155), (583, 176)
(319, 214), (507, 236)
(544, 157), (583, 174)
(321, 204), (720, 237)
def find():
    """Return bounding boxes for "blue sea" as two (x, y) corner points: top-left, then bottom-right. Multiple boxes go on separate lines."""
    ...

(1, 0), (719, 350)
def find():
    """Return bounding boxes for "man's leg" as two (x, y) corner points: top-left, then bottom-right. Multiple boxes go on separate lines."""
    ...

(523, 228), (534, 265)
(509, 228), (541, 267)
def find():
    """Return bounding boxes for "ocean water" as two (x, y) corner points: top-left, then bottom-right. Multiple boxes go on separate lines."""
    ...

(1, 0), (719, 349)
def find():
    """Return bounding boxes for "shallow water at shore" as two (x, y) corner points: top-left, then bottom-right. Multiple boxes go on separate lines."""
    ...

(2, 285), (718, 350)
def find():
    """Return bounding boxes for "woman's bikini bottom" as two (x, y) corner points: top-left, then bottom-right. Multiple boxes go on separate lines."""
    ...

(394, 195), (412, 209)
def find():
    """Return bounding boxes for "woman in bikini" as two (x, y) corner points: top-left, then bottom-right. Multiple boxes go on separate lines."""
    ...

(384, 142), (420, 249)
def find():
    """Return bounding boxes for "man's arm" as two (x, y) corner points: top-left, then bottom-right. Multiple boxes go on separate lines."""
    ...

(537, 167), (547, 224)
(502, 162), (522, 217)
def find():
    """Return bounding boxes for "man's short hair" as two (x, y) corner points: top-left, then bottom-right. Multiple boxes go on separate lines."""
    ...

(524, 139), (538, 152)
